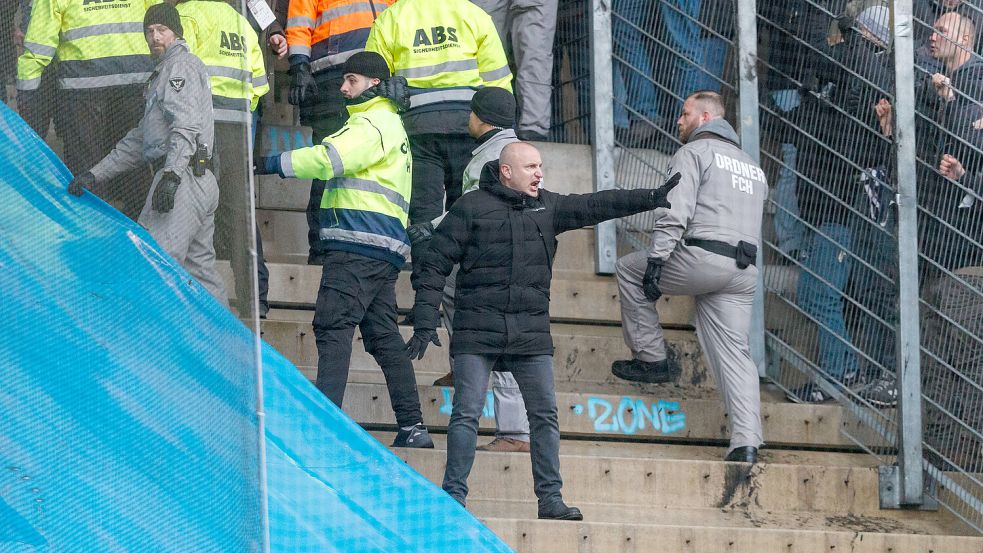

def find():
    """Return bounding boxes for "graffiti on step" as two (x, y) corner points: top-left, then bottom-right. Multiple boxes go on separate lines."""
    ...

(437, 388), (686, 436)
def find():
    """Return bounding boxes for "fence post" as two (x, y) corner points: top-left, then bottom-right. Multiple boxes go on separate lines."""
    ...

(735, 0), (766, 376)
(880, 0), (925, 508)
(590, 0), (617, 275)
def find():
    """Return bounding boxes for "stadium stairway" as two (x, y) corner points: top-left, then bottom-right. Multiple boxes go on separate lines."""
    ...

(236, 139), (983, 551)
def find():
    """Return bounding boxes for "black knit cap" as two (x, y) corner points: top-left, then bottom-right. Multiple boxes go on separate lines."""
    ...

(342, 51), (391, 80)
(144, 3), (184, 38)
(471, 87), (516, 128)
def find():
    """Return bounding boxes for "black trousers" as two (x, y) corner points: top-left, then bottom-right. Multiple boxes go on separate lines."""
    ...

(60, 87), (148, 219)
(313, 250), (423, 428)
(408, 133), (474, 287)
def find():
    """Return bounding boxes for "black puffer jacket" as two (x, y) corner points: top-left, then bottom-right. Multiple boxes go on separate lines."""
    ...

(412, 161), (667, 356)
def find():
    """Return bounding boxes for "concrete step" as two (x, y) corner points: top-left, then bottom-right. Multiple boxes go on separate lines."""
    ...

(259, 315), (716, 394)
(343, 382), (855, 448)
(229, 262), (696, 327)
(481, 515), (983, 553)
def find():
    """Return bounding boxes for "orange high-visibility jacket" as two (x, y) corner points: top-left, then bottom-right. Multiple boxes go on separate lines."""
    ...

(286, 0), (394, 74)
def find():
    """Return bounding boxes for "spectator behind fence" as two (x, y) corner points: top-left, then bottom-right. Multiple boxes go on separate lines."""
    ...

(406, 87), (532, 453)
(286, 0), (393, 265)
(779, 30), (859, 404)
(256, 52), (435, 450)
(366, 0), (513, 298)
(406, 142), (676, 518)
(915, 0), (983, 54)
(472, 0), (558, 142)
(67, 4), (229, 305)
(17, 0), (156, 219)
(610, 91), (766, 464)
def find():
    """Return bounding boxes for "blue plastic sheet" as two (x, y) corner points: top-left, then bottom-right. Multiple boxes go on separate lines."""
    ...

(0, 103), (511, 553)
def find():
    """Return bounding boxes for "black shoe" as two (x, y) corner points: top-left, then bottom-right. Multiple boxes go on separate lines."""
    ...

(258, 302), (269, 320)
(517, 130), (549, 142)
(725, 446), (758, 464)
(611, 358), (680, 384)
(537, 501), (583, 521)
(391, 424), (435, 448)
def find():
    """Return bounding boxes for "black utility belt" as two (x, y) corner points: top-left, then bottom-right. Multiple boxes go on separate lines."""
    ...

(686, 238), (757, 269)
(149, 155), (213, 175)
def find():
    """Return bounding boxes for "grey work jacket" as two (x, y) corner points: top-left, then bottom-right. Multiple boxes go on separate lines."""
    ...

(90, 40), (214, 182)
(650, 118), (767, 260)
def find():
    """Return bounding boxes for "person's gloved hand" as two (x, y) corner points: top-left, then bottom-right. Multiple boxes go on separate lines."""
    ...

(288, 62), (318, 106)
(641, 257), (664, 302)
(255, 155), (283, 177)
(650, 172), (680, 210)
(68, 171), (96, 197)
(377, 76), (410, 112)
(406, 328), (441, 360)
(406, 221), (434, 246)
(152, 171), (182, 213)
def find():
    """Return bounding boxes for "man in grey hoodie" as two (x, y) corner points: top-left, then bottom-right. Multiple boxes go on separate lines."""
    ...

(611, 90), (766, 464)
(406, 87), (532, 453)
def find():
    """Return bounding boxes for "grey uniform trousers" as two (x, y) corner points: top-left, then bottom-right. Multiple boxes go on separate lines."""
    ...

(617, 247), (762, 452)
(441, 266), (531, 441)
(139, 167), (229, 305)
(471, 0), (558, 137)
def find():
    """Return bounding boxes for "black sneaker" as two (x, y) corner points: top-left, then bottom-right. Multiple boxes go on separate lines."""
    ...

(611, 357), (680, 384)
(859, 378), (897, 407)
(391, 424), (435, 448)
(537, 500), (583, 521)
(785, 382), (834, 403)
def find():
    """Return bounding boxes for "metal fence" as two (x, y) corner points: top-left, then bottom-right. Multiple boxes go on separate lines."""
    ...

(587, 0), (983, 533)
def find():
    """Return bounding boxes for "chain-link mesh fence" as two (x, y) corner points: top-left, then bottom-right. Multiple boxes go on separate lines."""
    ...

(551, 0), (593, 143)
(4, 0), (267, 547)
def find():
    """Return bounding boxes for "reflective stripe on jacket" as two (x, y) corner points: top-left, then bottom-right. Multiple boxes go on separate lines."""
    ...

(280, 95), (412, 266)
(364, 0), (511, 116)
(17, 0), (159, 90)
(285, 0), (392, 75)
(178, 0), (268, 121)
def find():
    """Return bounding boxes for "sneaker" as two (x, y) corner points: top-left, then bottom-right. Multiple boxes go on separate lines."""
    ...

(611, 357), (680, 384)
(859, 377), (897, 407)
(476, 437), (530, 452)
(391, 424), (435, 448)
(785, 382), (834, 403)
(432, 372), (454, 387)
(537, 500), (583, 521)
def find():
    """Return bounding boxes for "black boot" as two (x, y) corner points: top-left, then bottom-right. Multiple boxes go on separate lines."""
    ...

(538, 500), (583, 521)
(724, 446), (758, 464)
(611, 358), (680, 384)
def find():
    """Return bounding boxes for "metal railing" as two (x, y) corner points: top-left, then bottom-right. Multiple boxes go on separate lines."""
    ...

(588, 0), (983, 533)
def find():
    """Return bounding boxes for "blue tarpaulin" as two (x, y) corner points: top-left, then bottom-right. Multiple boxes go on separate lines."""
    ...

(0, 103), (512, 553)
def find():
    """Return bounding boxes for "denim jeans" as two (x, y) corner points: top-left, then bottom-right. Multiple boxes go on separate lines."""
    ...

(612, 0), (661, 129)
(773, 141), (806, 254)
(443, 354), (563, 507)
(796, 223), (858, 381)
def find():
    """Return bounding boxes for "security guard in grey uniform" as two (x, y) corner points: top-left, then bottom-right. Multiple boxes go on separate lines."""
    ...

(611, 91), (766, 463)
(68, 4), (228, 305)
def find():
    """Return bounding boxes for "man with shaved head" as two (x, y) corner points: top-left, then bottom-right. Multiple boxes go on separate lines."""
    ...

(406, 141), (678, 519)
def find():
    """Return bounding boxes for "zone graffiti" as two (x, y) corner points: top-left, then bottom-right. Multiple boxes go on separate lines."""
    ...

(437, 388), (686, 436)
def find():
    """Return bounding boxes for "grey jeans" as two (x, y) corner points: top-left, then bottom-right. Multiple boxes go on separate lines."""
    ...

(443, 353), (563, 507)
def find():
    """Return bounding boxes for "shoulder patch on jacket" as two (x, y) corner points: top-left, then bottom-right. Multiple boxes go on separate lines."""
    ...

(169, 78), (186, 92)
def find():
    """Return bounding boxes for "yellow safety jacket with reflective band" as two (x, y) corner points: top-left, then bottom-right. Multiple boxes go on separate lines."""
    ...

(281, 95), (412, 266)
(178, 0), (269, 121)
(17, 0), (160, 90)
(364, 0), (511, 115)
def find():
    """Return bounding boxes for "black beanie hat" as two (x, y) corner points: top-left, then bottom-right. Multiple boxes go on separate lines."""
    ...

(144, 3), (184, 38)
(342, 51), (391, 80)
(471, 87), (516, 128)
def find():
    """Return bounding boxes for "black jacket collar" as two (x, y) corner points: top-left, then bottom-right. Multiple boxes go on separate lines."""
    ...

(478, 160), (544, 210)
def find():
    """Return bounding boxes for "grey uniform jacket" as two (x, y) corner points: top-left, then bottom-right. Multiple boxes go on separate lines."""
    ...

(90, 40), (214, 183)
(650, 119), (767, 259)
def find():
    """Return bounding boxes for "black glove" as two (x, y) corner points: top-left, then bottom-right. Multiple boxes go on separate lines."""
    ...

(406, 221), (434, 246)
(288, 62), (318, 106)
(406, 328), (441, 360)
(377, 76), (411, 112)
(650, 172), (681, 210)
(642, 258), (664, 302)
(68, 171), (96, 197)
(152, 171), (182, 213)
